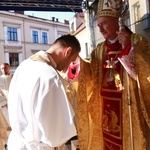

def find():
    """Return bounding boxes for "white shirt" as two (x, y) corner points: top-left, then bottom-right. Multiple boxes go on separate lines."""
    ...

(7, 57), (77, 150)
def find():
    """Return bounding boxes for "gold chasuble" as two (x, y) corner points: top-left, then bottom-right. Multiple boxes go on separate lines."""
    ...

(76, 33), (150, 150)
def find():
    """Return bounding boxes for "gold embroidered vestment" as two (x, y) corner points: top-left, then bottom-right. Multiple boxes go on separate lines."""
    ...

(76, 33), (150, 150)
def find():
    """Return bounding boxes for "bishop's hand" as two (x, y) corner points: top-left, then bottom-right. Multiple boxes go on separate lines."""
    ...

(116, 28), (132, 48)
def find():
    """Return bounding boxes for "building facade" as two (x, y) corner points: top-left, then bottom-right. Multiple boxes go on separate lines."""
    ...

(128, 0), (150, 40)
(0, 11), (69, 73)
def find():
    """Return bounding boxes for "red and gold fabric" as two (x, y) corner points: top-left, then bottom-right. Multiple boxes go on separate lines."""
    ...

(76, 33), (150, 150)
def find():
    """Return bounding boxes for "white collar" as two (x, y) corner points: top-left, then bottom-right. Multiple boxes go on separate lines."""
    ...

(108, 37), (118, 44)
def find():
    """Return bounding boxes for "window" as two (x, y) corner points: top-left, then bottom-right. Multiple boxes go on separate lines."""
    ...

(42, 32), (48, 44)
(144, 0), (150, 30)
(9, 53), (19, 67)
(133, 2), (140, 23)
(32, 30), (38, 43)
(71, 22), (74, 31)
(85, 43), (90, 58)
(70, 22), (75, 34)
(7, 27), (18, 41)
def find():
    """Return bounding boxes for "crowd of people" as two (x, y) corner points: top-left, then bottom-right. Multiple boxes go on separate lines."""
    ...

(0, 0), (150, 150)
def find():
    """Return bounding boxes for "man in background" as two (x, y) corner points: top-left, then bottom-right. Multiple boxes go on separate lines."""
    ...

(0, 63), (13, 149)
(0, 63), (13, 124)
(0, 63), (13, 106)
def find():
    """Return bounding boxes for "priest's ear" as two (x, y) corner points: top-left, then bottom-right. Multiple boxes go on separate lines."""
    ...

(64, 47), (72, 57)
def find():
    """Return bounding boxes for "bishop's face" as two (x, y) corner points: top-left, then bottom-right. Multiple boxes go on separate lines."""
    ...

(97, 17), (119, 40)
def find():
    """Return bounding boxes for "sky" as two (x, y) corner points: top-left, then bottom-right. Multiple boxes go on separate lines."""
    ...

(24, 11), (76, 22)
